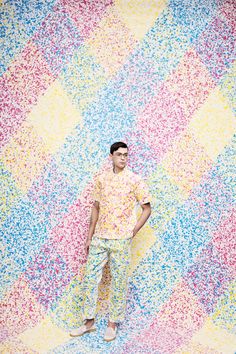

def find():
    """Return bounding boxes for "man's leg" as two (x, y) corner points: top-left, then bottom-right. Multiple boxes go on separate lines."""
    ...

(108, 239), (131, 325)
(70, 238), (108, 336)
(83, 238), (108, 320)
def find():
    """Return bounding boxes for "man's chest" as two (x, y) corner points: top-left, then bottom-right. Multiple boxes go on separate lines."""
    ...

(101, 178), (135, 200)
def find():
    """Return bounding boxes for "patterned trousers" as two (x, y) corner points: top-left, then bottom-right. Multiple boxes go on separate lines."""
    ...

(83, 237), (131, 322)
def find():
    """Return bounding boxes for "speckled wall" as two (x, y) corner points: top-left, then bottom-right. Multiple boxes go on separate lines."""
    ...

(1, 0), (236, 353)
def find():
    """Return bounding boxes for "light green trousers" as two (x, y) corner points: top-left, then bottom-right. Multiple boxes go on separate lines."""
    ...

(83, 237), (131, 322)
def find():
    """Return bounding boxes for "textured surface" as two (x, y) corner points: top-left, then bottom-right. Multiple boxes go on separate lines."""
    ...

(1, 0), (236, 353)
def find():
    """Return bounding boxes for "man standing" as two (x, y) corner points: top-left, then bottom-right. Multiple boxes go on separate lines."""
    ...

(70, 142), (151, 341)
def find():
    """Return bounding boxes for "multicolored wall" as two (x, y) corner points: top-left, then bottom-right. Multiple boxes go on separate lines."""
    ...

(1, 0), (236, 353)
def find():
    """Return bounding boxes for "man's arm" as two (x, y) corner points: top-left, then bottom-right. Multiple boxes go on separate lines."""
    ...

(85, 201), (99, 253)
(133, 203), (151, 237)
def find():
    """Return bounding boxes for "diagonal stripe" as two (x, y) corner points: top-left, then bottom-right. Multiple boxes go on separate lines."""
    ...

(0, 337), (38, 354)
(0, 275), (45, 342)
(117, 205), (235, 353)
(87, 6), (138, 77)
(188, 88), (236, 161)
(211, 280), (236, 334)
(59, 0), (113, 39)
(220, 60), (236, 115)
(0, 242), (22, 300)
(60, 45), (107, 113)
(219, 0), (236, 37)
(184, 243), (233, 314)
(121, 280), (207, 354)
(175, 341), (222, 354)
(1, 0), (115, 147)
(211, 207), (236, 276)
(0, 0), (56, 75)
(164, 48), (216, 120)
(115, 0), (167, 41)
(1, 122), (51, 193)
(18, 316), (71, 353)
(195, 15), (236, 81)
(163, 131), (213, 196)
(0, 161), (22, 226)
(190, 318), (236, 353)
(28, 80), (83, 154)
(169, 0), (222, 38)
(32, 3), (82, 76)
(0, 41), (55, 148)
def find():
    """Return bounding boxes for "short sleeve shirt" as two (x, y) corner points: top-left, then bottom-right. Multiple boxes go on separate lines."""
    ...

(92, 168), (151, 239)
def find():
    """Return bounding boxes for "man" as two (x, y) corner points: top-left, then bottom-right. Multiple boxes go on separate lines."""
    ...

(70, 142), (151, 341)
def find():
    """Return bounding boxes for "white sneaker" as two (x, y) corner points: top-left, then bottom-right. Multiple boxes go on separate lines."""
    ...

(104, 326), (117, 342)
(70, 324), (96, 337)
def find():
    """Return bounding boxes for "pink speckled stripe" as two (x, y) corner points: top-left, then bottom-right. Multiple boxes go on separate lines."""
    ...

(0, 41), (55, 148)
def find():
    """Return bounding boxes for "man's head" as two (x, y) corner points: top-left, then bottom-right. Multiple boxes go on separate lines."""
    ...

(110, 142), (128, 172)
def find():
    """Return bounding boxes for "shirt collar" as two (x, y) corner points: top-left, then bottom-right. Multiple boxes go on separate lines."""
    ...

(112, 166), (128, 176)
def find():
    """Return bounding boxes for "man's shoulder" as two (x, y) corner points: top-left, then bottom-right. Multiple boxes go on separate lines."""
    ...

(95, 169), (112, 182)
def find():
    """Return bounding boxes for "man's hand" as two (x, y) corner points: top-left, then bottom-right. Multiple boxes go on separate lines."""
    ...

(132, 203), (151, 238)
(85, 238), (92, 254)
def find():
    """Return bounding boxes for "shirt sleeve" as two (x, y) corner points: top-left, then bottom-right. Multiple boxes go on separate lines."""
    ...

(134, 177), (151, 205)
(92, 176), (101, 202)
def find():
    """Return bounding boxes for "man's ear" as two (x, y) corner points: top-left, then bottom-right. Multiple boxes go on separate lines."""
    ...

(109, 153), (113, 161)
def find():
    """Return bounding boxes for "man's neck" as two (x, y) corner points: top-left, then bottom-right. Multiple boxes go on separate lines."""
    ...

(113, 166), (126, 174)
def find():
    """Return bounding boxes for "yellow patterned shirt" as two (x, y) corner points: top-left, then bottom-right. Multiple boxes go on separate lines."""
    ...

(92, 167), (151, 240)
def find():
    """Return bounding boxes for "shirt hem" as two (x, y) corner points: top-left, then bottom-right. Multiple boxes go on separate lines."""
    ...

(93, 234), (133, 240)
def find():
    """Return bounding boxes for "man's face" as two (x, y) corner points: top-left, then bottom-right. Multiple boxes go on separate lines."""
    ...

(110, 147), (128, 170)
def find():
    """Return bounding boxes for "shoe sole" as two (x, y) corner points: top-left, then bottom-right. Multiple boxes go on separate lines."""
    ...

(104, 336), (116, 342)
(70, 328), (96, 337)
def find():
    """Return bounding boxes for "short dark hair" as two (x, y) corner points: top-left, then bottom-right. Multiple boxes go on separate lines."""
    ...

(110, 141), (128, 154)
